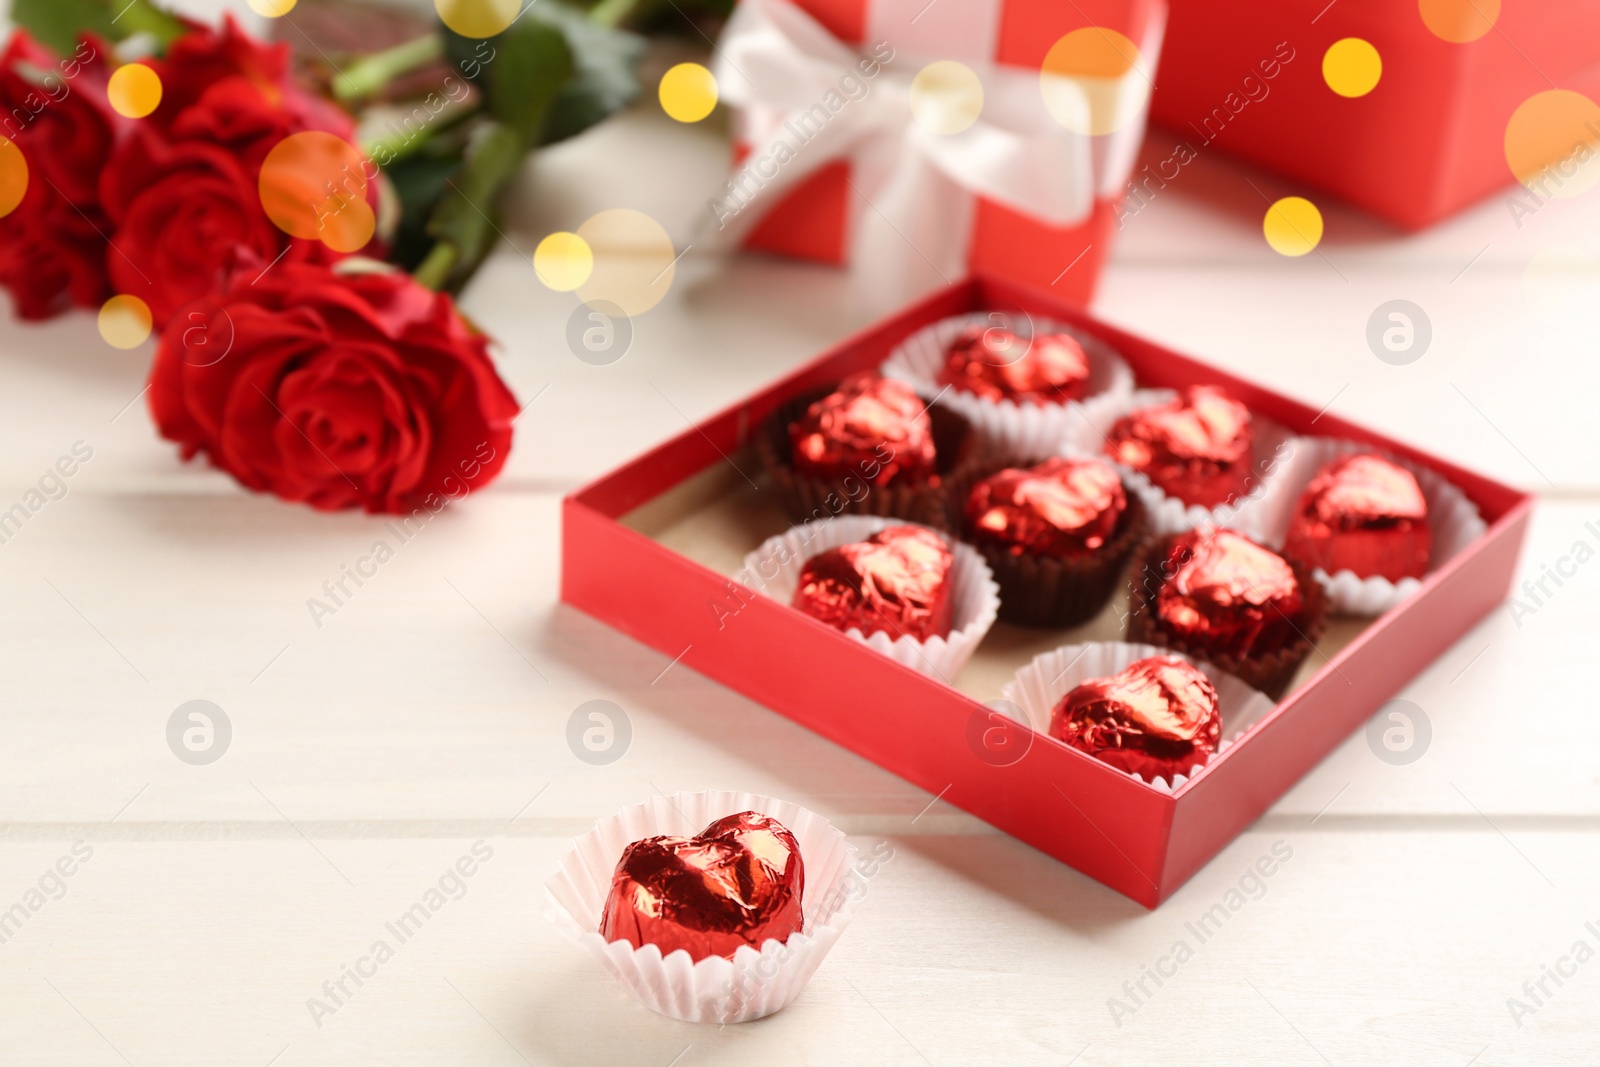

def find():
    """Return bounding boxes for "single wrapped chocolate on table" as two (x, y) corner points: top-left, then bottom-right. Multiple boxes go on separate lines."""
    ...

(758, 373), (980, 529)
(792, 525), (954, 642)
(963, 456), (1146, 627)
(546, 791), (861, 1024)
(1106, 385), (1255, 510)
(1129, 526), (1328, 699)
(599, 811), (805, 963)
(1282, 453), (1432, 582)
(1051, 655), (1223, 781)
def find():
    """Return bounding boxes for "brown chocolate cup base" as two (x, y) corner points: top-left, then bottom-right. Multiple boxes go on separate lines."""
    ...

(1125, 533), (1330, 701)
(971, 492), (1147, 629)
(756, 385), (983, 531)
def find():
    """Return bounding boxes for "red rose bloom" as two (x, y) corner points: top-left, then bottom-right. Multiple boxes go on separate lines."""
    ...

(0, 175), (112, 320)
(101, 129), (339, 328)
(148, 262), (519, 513)
(102, 16), (374, 328)
(152, 16), (357, 168)
(0, 33), (120, 319)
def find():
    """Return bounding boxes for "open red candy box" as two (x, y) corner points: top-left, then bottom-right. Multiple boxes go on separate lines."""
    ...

(560, 275), (1532, 907)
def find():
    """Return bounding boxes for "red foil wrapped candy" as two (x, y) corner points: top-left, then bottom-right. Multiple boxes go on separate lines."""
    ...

(966, 457), (1127, 560)
(599, 811), (805, 962)
(936, 326), (1092, 405)
(792, 525), (953, 641)
(1106, 386), (1254, 508)
(1155, 527), (1307, 660)
(1283, 453), (1432, 581)
(1051, 656), (1223, 780)
(789, 373), (937, 487)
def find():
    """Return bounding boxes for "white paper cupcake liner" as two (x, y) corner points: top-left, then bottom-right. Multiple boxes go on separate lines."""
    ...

(1058, 388), (1299, 539)
(999, 642), (1278, 791)
(739, 515), (999, 684)
(1224, 436), (1488, 616)
(880, 311), (1135, 463)
(543, 790), (862, 1024)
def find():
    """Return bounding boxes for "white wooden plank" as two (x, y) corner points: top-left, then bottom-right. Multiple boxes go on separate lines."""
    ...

(0, 831), (1594, 1065)
(1111, 126), (1600, 270)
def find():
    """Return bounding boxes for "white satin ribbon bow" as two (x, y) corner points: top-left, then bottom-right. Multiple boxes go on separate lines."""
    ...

(708, 0), (1160, 309)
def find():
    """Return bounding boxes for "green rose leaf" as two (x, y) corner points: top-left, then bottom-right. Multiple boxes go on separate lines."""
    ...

(530, 0), (644, 145)
(416, 120), (528, 291)
(443, 0), (641, 148)
(11, 0), (185, 55)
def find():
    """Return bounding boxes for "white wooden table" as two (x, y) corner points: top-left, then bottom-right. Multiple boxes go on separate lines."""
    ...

(2, 7), (1598, 1063)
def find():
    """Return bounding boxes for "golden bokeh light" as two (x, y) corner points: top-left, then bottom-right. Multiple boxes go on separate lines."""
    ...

(259, 132), (374, 251)
(1505, 89), (1600, 200)
(910, 61), (984, 136)
(533, 231), (595, 291)
(1419, 0), (1500, 43)
(98, 295), (153, 349)
(435, 0), (520, 39)
(659, 63), (718, 123)
(1323, 38), (1382, 98)
(107, 63), (162, 119)
(1263, 197), (1324, 257)
(1040, 28), (1147, 136)
(574, 209), (677, 316)
(322, 200), (377, 253)
(0, 137), (26, 219)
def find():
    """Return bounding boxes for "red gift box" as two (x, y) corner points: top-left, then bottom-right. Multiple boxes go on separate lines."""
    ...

(1148, 0), (1600, 229)
(561, 276), (1532, 907)
(714, 0), (1168, 307)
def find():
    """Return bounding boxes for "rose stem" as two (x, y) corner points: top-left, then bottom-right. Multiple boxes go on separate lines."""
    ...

(412, 244), (459, 291)
(333, 34), (446, 104)
(588, 0), (648, 28)
(358, 97), (478, 165)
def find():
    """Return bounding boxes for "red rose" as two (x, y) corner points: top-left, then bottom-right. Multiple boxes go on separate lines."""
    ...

(152, 16), (357, 167)
(148, 262), (519, 513)
(0, 186), (108, 319)
(0, 32), (120, 319)
(100, 130), (338, 328)
(102, 16), (376, 327)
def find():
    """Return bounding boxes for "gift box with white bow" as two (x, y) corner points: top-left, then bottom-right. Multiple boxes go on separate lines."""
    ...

(710, 0), (1167, 311)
